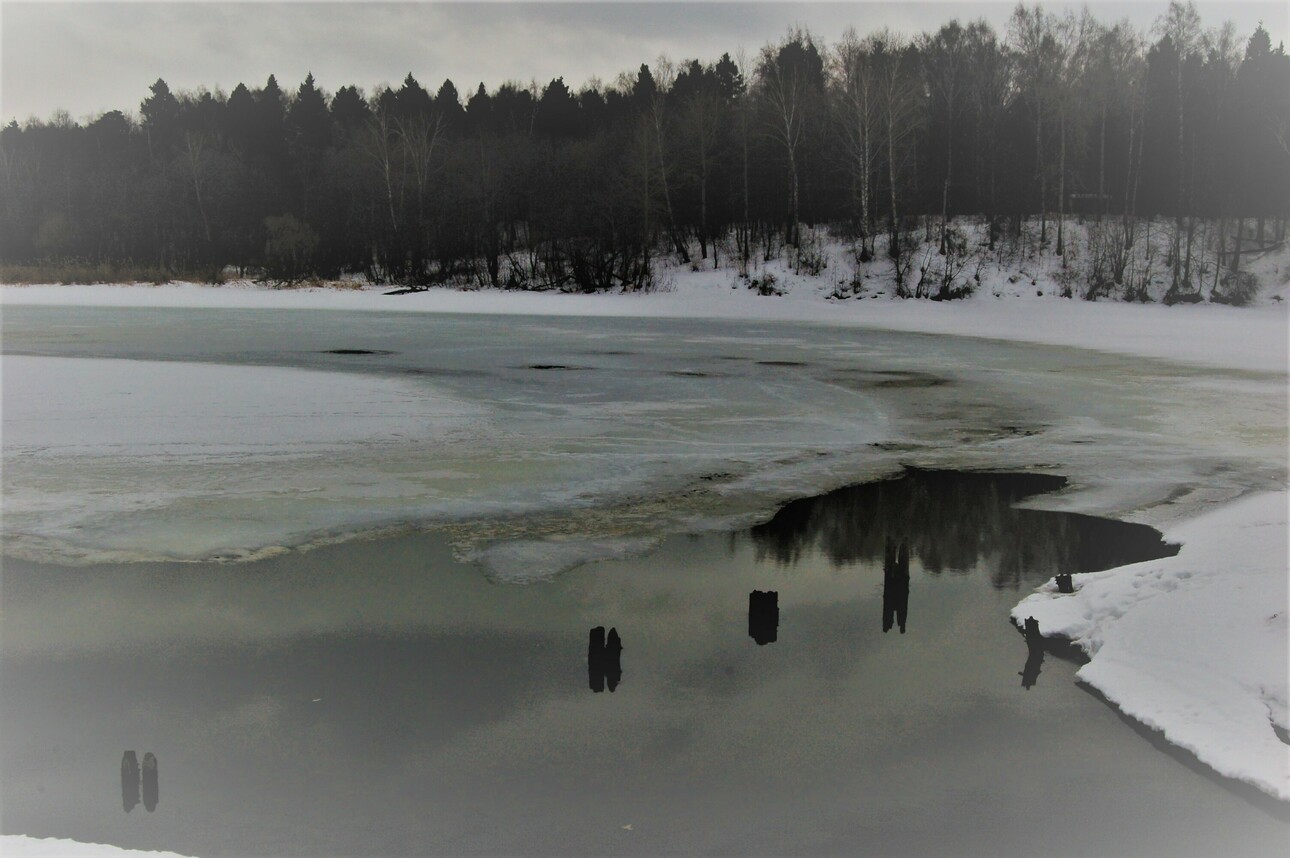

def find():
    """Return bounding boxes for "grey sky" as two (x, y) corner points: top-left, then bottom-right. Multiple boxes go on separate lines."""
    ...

(3, 1), (1287, 124)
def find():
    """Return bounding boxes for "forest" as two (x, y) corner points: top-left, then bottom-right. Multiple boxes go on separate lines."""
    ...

(1, 2), (1287, 302)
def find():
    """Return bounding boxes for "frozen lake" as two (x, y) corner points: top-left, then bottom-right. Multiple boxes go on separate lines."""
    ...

(2, 305), (1287, 855)
(3, 305), (1284, 572)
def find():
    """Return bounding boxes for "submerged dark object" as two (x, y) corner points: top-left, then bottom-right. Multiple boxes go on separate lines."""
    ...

(142, 752), (159, 812)
(121, 751), (140, 812)
(748, 590), (779, 645)
(882, 540), (910, 634)
(588, 626), (622, 693)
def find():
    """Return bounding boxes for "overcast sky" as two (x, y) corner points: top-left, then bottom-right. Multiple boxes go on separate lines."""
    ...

(3, 1), (1287, 124)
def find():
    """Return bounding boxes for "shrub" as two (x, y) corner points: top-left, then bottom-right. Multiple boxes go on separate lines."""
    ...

(261, 214), (320, 287)
(1211, 271), (1259, 306)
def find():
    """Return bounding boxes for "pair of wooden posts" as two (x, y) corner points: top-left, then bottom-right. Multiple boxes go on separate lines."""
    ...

(121, 751), (158, 812)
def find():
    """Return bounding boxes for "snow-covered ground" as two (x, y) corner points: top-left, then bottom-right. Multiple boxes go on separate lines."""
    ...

(0, 835), (193, 857)
(3, 243), (1287, 806)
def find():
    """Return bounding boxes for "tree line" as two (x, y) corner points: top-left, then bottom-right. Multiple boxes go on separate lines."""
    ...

(2, 2), (1287, 299)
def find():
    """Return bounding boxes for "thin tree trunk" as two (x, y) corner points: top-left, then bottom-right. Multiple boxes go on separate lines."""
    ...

(1036, 100), (1047, 247)
(1230, 217), (1242, 273)
(940, 103), (952, 255)
(1098, 104), (1107, 222)
(1057, 108), (1067, 262)
(1213, 216), (1226, 294)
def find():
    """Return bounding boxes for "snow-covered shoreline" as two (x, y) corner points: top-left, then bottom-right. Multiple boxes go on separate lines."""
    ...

(1013, 490), (1289, 801)
(4, 275), (1287, 375)
(4, 276), (1287, 805)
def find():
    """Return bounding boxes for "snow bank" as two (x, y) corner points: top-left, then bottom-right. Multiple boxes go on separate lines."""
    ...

(1012, 490), (1290, 801)
(0, 835), (194, 857)
(4, 271), (1286, 375)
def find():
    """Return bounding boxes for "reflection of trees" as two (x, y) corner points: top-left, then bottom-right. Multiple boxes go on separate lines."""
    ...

(747, 469), (1177, 588)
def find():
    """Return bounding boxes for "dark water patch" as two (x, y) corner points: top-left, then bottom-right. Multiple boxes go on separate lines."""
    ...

(321, 348), (396, 356)
(756, 360), (808, 367)
(999, 424), (1044, 437)
(832, 369), (952, 390)
(526, 364), (591, 371)
(748, 468), (1179, 589)
(402, 366), (490, 379)
(668, 370), (717, 378)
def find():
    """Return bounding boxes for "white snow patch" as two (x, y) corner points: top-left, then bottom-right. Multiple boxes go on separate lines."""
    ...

(0, 835), (195, 857)
(1012, 490), (1290, 800)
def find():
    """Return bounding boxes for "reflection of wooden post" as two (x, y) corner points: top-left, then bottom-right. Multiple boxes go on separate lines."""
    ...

(589, 626), (622, 693)
(882, 540), (910, 634)
(748, 590), (779, 645)
(1021, 616), (1045, 688)
(604, 628), (622, 692)
(588, 626), (606, 693)
(121, 751), (140, 813)
(141, 752), (159, 812)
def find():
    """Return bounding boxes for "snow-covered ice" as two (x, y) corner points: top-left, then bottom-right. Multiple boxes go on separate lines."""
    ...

(0, 835), (194, 857)
(4, 273), (1286, 373)
(1013, 490), (1290, 801)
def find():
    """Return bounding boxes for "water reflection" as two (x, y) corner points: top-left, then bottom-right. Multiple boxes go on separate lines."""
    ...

(142, 752), (159, 812)
(121, 750), (158, 812)
(1020, 617), (1045, 690)
(882, 541), (910, 634)
(121, 751), (139, 812)
(748, 590), (779, 645)
(588, 627), (622, 693)
(748, 469), (1179, 588)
